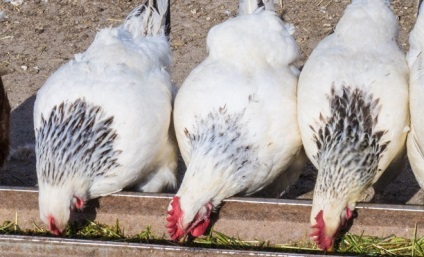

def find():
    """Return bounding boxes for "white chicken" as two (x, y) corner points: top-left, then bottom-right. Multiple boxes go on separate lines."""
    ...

(407, 3), (424, 190)
(297, 0), (409, 251)
(34, 0), (177, 235)
(167, 0), (304, 241)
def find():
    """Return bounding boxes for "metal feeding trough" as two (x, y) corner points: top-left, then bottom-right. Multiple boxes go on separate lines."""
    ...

(0, 234), (332, 257)
(1, 187), (424, 256)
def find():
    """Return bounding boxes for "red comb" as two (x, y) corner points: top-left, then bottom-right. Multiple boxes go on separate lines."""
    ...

(310, 210), (333, 251)
(166, 196), (185, 241)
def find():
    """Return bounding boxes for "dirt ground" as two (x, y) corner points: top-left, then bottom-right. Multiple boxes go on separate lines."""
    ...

(0, 0), (422, 204)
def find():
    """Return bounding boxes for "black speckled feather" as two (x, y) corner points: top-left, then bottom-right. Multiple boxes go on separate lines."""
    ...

(184, 106), (259, 180)
(35, 98), (121, 186)
(311, 84), (389, 197)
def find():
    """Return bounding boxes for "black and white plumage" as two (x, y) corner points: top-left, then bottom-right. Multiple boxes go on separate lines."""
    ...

(167, 0), (304, 241)
(36, 99), (121, 187)
(297, 0), (409, 251)
(312, 85), (390, 188)
(407, 4), (424, 190)
(34, 0), (177, 235)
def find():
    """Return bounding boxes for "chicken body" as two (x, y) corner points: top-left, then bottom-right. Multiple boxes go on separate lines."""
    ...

(34, 0), (177, 235)
(167, 0), (303, 241)
(298, 0), (409, 250)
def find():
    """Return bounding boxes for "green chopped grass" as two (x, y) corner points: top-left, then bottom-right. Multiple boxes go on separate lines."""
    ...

(1, 219), (423, 256)
(338, 233), (419, 256)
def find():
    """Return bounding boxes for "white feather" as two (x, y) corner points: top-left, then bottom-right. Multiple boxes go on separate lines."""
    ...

(407, 4), (424, 190)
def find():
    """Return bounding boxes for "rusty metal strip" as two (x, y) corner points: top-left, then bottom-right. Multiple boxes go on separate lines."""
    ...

(0, 234), (329, 257)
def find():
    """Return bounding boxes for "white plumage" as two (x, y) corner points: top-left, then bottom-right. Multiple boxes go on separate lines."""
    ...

(166, 0), (304, 241)
(297, 0), (409, 250)
(407, 4), (424, 190)
(34, 0), (177, 235)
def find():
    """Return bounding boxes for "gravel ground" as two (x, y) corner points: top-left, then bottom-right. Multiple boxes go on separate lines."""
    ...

(0, 0), (422, 204)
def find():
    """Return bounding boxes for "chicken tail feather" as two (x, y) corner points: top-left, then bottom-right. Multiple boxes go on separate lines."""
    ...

(123, 0), (170, 38)
(238, 0), (277, 15)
